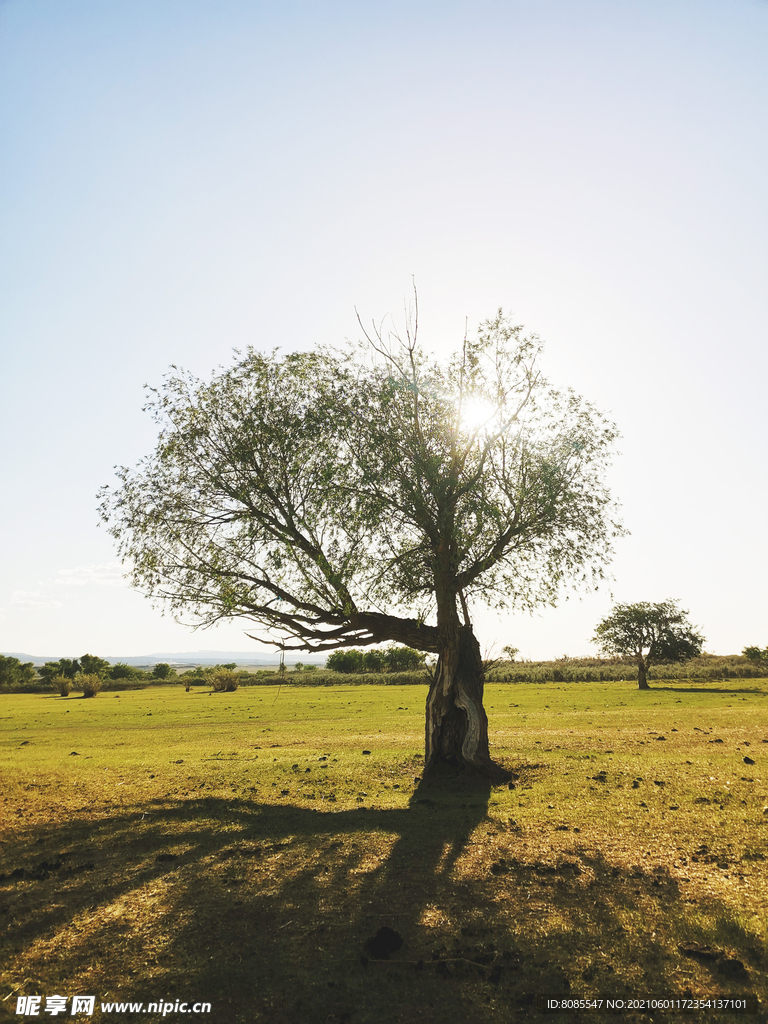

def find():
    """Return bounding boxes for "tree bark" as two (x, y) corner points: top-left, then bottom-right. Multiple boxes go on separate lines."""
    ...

(424, 624), (509, 780)
(637, 660), (650, 689)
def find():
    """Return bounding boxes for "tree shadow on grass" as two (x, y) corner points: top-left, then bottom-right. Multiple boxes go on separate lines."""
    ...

(2, 776), (765, 1024)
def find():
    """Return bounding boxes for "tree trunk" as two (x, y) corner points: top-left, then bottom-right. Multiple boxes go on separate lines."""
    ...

(424, 624), (509, 780)
(637, 660), (650, 689)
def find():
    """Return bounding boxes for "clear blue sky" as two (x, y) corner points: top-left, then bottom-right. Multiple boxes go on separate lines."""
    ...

(2, 0), (766, 659)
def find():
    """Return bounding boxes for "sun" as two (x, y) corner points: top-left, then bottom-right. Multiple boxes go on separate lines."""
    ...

(458, 395), (498, 434)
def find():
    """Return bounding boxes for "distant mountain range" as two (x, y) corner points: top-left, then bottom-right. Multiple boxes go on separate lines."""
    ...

(2, 650), (327, 667)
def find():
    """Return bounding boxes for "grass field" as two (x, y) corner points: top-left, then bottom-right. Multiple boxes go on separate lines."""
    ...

(1, 680), (766, 1023)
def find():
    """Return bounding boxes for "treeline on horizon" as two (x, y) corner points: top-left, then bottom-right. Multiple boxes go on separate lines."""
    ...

(1, 650), (766, 694)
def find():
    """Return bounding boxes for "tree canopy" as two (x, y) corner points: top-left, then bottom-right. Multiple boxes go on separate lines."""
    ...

(592, 600), (704, 689)
(100, 305), (624, 775)
(38, 659), (81, 687)
(742, 645), (768, 669)
(326, 646), (424, 674)
(0, 655), (36, 690)
(80, 653), (111, 677)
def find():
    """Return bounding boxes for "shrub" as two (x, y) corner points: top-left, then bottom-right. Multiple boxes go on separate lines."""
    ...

(362, 650), (386, 673)
(109, 662), (145, 680)
(326, 649), (365, 673)
(383, 645), (424, 672)
(211, 668), (239, 692)
(326, 646), (424, 674)
(743, 645), (768, 668)
(53, 674), (72, 697)
(80, 674), (103, 697)
(152, 662), (177, 679)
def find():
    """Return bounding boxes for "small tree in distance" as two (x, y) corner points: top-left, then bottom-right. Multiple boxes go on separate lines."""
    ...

(0, 656), (36, 690)
(742, 646), (768, 672)
(80, 654), (111, 677)
(592, 600), (704, 689)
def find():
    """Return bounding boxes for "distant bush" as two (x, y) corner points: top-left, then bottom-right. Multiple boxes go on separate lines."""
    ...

(109, 662), (147, 681)
(326, 649), (364, 673)
(152, 662), (177, 680)
(211, 668), (240, 692)
(281, 668), (429, 687)
(384, 646), (425, 672)
(0, 655), (37, 691)
(80, 674), (103, 697)
(326, 645), (425, 674)
(53, 674), (72, 697)
(743, 646), (768, 669)
(485, 653), (768, 683)
(181, 666), (206, 682)
(362, 650), (386, 673)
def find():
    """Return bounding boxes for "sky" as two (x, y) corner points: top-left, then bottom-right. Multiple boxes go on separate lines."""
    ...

(1, 0), (766, 660)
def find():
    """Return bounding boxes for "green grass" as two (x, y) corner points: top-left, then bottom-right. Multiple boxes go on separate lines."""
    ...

(1, 681), (766, 1023)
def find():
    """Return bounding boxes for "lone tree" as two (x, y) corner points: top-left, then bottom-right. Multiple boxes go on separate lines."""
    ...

(99, 304), (623, 778)
(592, 600), (704, 689)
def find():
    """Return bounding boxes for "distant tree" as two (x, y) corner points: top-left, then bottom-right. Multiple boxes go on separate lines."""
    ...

(326, 649), (365, 674)
(383, 646), (424, 672)
(742, 646), (768, 671)
(38, 659), (80, 687)
(152, 662), (176, 679)
(108, 662), (143, 680)
(38, 662), (61, 687)
(0, 655), (37, 690)
(80, 653), (111, 677)
(362, 649), (386, 673)
(592, 600), (704, 689)
(183, 666), (208, 683)
(502, 645), (520, 662)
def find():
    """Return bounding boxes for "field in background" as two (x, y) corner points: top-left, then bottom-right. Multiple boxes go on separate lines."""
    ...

(4, 653), (765, 694)
(1, 681), (766, 1023)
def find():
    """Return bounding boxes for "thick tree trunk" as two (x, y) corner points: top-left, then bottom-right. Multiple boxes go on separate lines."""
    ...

(637, 660), (650, 689)
(424, 624), (509, 780)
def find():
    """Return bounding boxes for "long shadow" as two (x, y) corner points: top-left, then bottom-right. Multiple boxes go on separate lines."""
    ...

(2, 773), (493, 1022)
(2, 775), (764, 1024)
